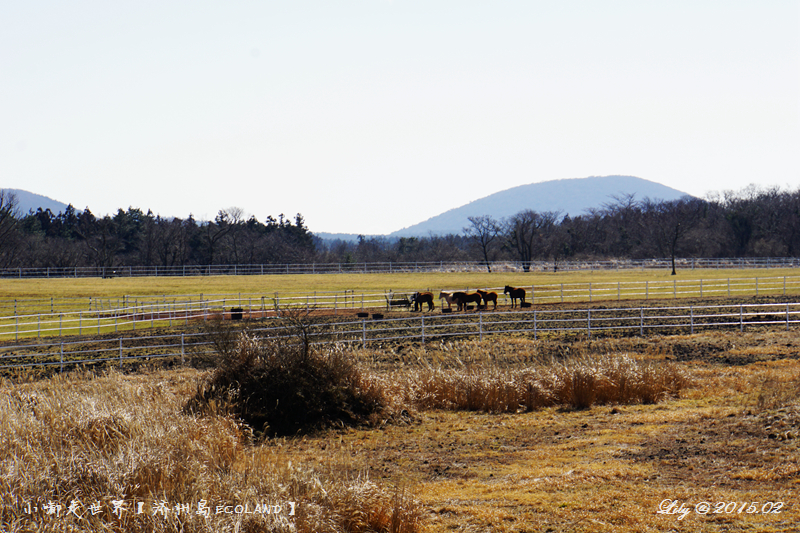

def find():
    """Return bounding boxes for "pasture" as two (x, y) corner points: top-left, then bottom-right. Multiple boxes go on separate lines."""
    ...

(1, 269), (799, 532)
(0, 267), (798, 301)
(3, 268), (800, 342)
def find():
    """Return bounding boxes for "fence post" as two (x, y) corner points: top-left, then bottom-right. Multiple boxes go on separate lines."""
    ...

(561, 283), (564, 303)
(646, 281), (649, 300)
(787, 303), (790, 331)
(60, 342), (64, 373)
(587, 309), (591, 339)
(531, 285), (535, 305)
(589, 283), (592, 302)
(16, 315), (18, 341)
(362, 319), (366, 348)
(740, 304), (743, 332)
(618, 282), (620, 302)
(119, 338), (123, 368)
(700, 280), (703, 298)
(690, 306), (694, 335)
(422, 315), (426, 345)
(640, 307), (644, 336)
(478, 313), (482, 342)
(59, 314), (62, 336)
(673, 280), (676, 299)
(181, 333), (185, 365)
(534, 310), (537, 340)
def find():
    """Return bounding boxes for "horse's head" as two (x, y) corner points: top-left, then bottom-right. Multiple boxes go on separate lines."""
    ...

(503, 286), (511, 294)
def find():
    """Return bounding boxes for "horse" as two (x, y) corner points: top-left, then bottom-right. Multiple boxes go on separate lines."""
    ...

(439, 290), (469, 311)
(504, 285), (527, 308)
(438, 291), (459, 310)
(453, 292), (482, 311)
(411, 291), (435, 312)
(476, 289), (498, 310)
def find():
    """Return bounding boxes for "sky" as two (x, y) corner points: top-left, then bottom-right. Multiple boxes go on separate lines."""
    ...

(1, 1), (798, 235)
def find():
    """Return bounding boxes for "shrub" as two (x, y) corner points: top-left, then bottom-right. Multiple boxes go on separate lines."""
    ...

(189, 332), (389, 437)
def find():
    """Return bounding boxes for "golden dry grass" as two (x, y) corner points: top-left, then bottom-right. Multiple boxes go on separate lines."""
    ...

(3, 330), (800, 532)
(0, 368), (422, 532)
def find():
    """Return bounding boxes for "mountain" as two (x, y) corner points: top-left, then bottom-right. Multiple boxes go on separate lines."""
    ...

(389, 175), (692, 237)
(2, 188), (71, 215)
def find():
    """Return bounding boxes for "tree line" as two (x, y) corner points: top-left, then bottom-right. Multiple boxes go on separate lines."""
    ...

(1, 184), (799, 272)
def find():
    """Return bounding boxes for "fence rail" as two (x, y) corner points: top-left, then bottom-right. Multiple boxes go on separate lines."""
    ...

(3, 274), (800, 341)
(2, 257), (800, 279)
(2, 301), (798, 372)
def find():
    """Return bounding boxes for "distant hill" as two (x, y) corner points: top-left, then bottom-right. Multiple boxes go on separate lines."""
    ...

(389, 175), (692, 237)
(2, 188), (71, 215)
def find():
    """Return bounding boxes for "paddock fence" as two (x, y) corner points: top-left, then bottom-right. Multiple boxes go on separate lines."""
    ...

(3, 275), (800, 341)
(2, 301), (799, 372)
(2, 257), (800, 279)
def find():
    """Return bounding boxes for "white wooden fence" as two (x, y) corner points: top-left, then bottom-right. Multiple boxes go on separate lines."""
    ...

(2, 274), (800, 341)
(2, 257), (800, 279)
(3, 301), (799, 372)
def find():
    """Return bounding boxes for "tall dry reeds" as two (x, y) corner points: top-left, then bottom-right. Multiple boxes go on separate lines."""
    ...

(408, 353), (689, 413)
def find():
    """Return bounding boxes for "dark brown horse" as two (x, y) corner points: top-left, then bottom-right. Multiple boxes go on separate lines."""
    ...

(411, 291), (435, 312)
(476, 289), (498, 310)
(504, 285), (526, 308)
(454, 292), (483, 311)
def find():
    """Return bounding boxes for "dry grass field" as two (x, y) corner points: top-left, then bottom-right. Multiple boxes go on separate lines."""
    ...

(1, 272), (799, 532)
(2, 331), (799, 532)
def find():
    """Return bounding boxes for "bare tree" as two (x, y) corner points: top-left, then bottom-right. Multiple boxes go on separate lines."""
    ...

(464, 215), (501, 272)
(642, 196), (707, 275)
(504, 210), (561, 272)
(0, 190), (21, 267)
(198, 210), (235, 265)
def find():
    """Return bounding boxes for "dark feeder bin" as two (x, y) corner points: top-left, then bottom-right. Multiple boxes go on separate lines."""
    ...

(441, 308), (452, 314)
(372, 313), (384, 320)
(521, 302), (532, 308)
(230, 307), (244, 320)
(357, 312), (369, 318)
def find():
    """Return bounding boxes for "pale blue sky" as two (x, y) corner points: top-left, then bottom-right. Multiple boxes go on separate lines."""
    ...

(2, 1), (798, 234)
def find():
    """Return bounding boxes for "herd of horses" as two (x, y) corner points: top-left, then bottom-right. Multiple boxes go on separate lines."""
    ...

(408, 286), (527, 312)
